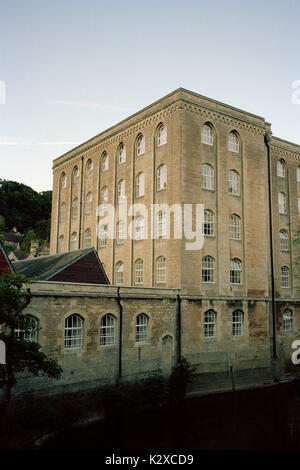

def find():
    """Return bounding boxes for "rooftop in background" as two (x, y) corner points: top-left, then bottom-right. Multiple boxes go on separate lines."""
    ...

(13, 248), (109, 284)
(0, 242), (15, 275)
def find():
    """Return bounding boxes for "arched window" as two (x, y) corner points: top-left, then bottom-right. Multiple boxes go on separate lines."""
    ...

(99, 224), (107, 247)
(135, 313), (149, 342)
(101, 186), (108, 203)
(298, 197), (300, 215)
(64, 314), (83, 349)
(297, 166), (300, 182)
(84, 228), (91, 248)
(228, 170), (240, 196)
(102, 153), (109, 171)
(115, 261), (124, 285)
(61, 172), (67, 189)
(156, 256), (166, 283)
(118, 179), (125, 203)
(135, 258), (144, 284)
(279, 229), (289, 251)
(86, 159), (93, 179)
(119, 144), (126, 164)
(71, 197), (78, 219)
(202, 210), (214, 236)
(100, 314), (115, 346)
(202, 256), (214, 283)
(201, 124), (213, 146)
(70, 232), (77, 250)
(232, 311), (243, 336)
(137, 135), (145, 155)
(283, 309), (293, 331)
(136, 172), (145, 197)
(204, 310), (216, 338)
(278, 192), (287, 214)
(157, 124), (167, 147)
(157, 210), (167, 237)
(201, 164), (214, 190)
(73, 166), (79, 185)
(59, 203), (66, 224)
(15, 315), (38, 342)
(116, 220), (126, 244)
(277, 159), (286, 178)
(135, 215), (144, 240)
(281, 266), (289, 288)
(228, 132), (239, 153)
(157, 164), (167, 190)
(229, 214), (241, 240)
(58, 235), (64, 253)
(230, 259), (242, 284)
(85, 192), (92, 214)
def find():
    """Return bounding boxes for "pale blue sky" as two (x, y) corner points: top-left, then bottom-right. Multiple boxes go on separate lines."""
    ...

(1, 0), (300, 192)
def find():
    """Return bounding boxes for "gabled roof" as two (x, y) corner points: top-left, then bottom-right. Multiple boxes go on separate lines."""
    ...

(0, 242), (16, 274)
(13, 248), (109, 284)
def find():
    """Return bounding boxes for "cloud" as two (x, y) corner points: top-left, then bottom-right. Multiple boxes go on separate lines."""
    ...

(44, 99), (130, 111)
(0, 140), (80, 146)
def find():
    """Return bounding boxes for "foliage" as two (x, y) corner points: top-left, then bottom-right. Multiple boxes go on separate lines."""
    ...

(20, 229), (37, 253)
(0, 273), (62, 405)
(169, 357), (196, 403)
(0, 180), (51, 234)
(35, 218), (51, 241)
(0, 215), (5, 232)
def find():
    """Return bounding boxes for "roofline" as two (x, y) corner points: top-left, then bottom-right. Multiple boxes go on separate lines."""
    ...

(0, 242), (16, 274)
(92, 248), (110, 284)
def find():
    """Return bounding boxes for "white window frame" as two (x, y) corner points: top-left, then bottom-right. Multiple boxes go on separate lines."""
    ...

(100, 314), (115, 346)
(278, 192), (287, 214)
(86, 160), (93, 179)
(202, 210), (214, 236)
(230, 259), (242, 284)
(116, 220), (126, 244)
(201, 124), (213, 146)
(157, 125), (167, 147)
(84, 228), (91, 248)
(156, 256), (166, 283)
(135, 215), (144, 240)
(15, 315), (38, 342)
(201, 164), (214, 190)
(135, 258), (144, 284)
(137, 135), (145, 155)
(279, 230), (289, 251)
(118, 179), (125, 204)
(283, 309), (293, 332)
(64, 314), (83, 349)
(232, 311), (243, 337)
(135, 313), (149, 343)
(277, 160), (286, 178)
(204, 310), (216, 338)
(99, 224), (108, 247)
(73, 167), (79, 185)
(61, 174), (67, 189)
(297, 166), (300, 182)
(202, 256), (214, 283)
(228, 132), (239, 153)
(115, 261), (124, 285)
(157, 164), (167, 190)
(102, 153), (109, 171)
(136, 172), (145, 198)
(119, 144), (126, 164)
(71, 198), (78, 220)
(229, 214), (241, 240)
(228, 170), (240, 196)
(281, 266), (289, 288)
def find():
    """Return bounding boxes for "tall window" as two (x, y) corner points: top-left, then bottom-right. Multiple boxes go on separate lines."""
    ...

(70, 232), (77, 250)
(228, 132), (239, 153)
(71, 198), (78, 219)
(202, 256), (214, 283)
(86, 192), (92, 214)
(15, 315), (38, 342)
(100, 314), (115, 346)
(281, 266), (289, 288)
(298, 197), (300, 216)
(101, 186), (108, 203)
(232, 311), (243, 337)
(64, 314), (83, 349)
(59, 235), (64, 253)
(118, 179), (125, 203)
(278, 192), (287, 214)
(203, 210), (214, 236)
(228, 170), (240, 196)
(135, 215), (145, 240)
(115, 261), (124, 285)
(201, 124), (213, 146)
(73, 167), (79, 185)
(135, 313), (149, 342)
(60, 203), (66, 224)
(283, 309), (293, 332)
(135, 258), (144, 284)
(279, 230), (289, 251)
(157, 125), (167, 146)
(297, 166), (300, 182)
(102, 153), (109, 171)
(230, 259), (242, 284)
(201, 164), (214, 190)
(119, 144), (126, 164)
(137, 135), (145, 155)
(84, 228), (91, 248)
(157, 164), (167, 190)
(136, 172), (145, 197)
(157, 210), (167, 237)
(156, 256), (166, 283)
(229, 214), (241, 240)
(99, 224), (108, 247)
(277, 159), (286, 177)
(86, 160), (93, 179)
(116, 220), (126, 244)
(204, 310), (216, 338)
(61, 173), (67, 189)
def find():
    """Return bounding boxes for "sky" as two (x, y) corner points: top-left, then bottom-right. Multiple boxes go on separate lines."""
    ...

(1, 0), (300, 192)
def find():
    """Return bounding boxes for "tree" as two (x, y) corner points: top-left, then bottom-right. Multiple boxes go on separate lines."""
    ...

(0, 273), (62, 408)
(20, 229), (37, 253)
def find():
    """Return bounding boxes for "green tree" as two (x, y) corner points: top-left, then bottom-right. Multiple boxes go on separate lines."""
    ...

(0, 215), (5, 232)
(20, 229), (37, 253)
(0, 273), (62, 408)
